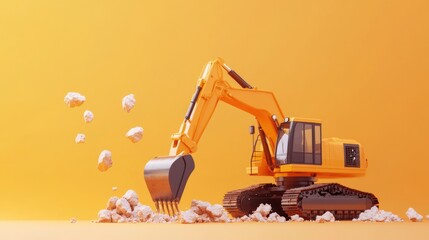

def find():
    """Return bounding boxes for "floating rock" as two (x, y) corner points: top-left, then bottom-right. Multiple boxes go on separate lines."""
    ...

(97, 150), (113, 172)
(126, 127), (144, 143)
(83, 110), (94, 123)
(64, 92), (86, 108)
(75, 133), (85, 144)
(122, 94), (136, 112)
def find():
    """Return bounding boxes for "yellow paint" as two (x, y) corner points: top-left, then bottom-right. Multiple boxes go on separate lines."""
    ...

(0, 0), (428, 220)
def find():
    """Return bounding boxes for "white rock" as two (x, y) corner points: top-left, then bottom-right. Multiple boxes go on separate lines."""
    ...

(75, 133), (85, 144)
(267, 212), (286, 223)
(118, 216), (128, 223)
(148, 213), (174, 223)
(250, 212), (267, 222)
(190, 200), (210, 215)
(64, 92), (86, 108)
(353, 206), (403, 222)
(254, 203), (271, 218)
(112, 186), (118, 191)
(123, 189), (139, 208)
(289, 214), (304, 222)
(116, 197), (132, 217)
(133, 205), (153, 222)
(180, 210), (198, 224)
(106, 196), (119, 210)
(315, 211), (335, 223)
(126, 127), (144, 143)
(111, 211), (121, 223)
(240, 215), (251, 222)
(206, 204), (225, 218)
(97, 209), (112, 223)
(83, 110), (94, 123)
(97, 150), (112, 172)
(406, 208), (423, 222)
(122, 94), (136, 113)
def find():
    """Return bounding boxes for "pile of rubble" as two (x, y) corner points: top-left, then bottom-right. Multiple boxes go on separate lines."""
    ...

(352, 206), (403, 222)
(97, 190), (176, 223)
(232, 204), (286, 223)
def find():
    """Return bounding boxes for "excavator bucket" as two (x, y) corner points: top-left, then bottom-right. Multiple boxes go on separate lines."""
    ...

(143, 154), (195, 215)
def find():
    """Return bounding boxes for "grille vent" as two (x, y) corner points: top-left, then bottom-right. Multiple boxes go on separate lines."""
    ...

(344, 144), (360, 167)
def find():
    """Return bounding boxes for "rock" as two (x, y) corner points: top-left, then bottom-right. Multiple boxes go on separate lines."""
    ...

(97, 150), (112, 172)
(75, 133), (85, 144)
(123, 189), (139, 208)
(126, 127), (144, 143)
(116, 197), (132, 217)
(97, 209), (112, 223)
(254, 203), (271, 218)
(315, 211), (335, 223)
(64, 92), (86, 108)
(406, 208), (423, 222)
(83, 110), (94, 123)
(267, 212), (286, 223)
(106, 196), (119, 210)
(289, 214), (304, 222)
(353, 206), (402, 222)
(122, 94), (136, 112)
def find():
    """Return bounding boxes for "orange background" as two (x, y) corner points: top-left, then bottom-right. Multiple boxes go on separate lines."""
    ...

(0, 0), (428, 220)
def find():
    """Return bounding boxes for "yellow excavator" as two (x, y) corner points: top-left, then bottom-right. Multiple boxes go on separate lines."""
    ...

(144, 58), (378, 220)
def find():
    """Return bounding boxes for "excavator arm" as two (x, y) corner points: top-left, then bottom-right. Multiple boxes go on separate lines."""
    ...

(144, 58), (285, 214)
(170, 58), (284, 158)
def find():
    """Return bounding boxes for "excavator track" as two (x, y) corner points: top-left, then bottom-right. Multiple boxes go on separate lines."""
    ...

(281, 183), (379, 220)
(223, 183), (378, 220)
(223, 183), (285, 218)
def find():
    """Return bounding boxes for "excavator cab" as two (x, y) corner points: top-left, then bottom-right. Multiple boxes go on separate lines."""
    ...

(275, 119), (322, 166)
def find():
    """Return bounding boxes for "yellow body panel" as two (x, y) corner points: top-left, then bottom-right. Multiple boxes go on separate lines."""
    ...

(246, 118), (367, 178)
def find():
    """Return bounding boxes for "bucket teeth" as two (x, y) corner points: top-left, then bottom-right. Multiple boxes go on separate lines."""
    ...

(154, 200), (180, 216)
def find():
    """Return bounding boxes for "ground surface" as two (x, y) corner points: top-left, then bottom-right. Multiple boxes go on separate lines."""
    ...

(0, 221), (428, 240)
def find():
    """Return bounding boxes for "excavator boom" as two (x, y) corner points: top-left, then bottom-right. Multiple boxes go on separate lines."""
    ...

(144, 58), (284, 214)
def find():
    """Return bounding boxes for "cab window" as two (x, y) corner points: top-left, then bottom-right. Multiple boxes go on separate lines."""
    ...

(289, 122), (322, 165)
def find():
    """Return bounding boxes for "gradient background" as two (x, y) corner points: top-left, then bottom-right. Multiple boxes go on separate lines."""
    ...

(0, 0), (428, 220)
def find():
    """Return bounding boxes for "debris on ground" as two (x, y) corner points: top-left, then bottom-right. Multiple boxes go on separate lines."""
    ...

(289, 214), (304, 222)
(180, 200), (229, 223)
(64, 92), (86, 108)
(97, 190), (177, 223)
(97, 150), (113, 172)
(122, 94), (136, 113)
(70, 218), (77, 223)
(112, 186), (118, 191)
(315, 211), (335, 223)
(83, 110), (94, 123)
(406, 208), (423, 222)
(126, 126), (144, 143)
(233, 204), (285, 223)
(352, 206), (403, 222)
